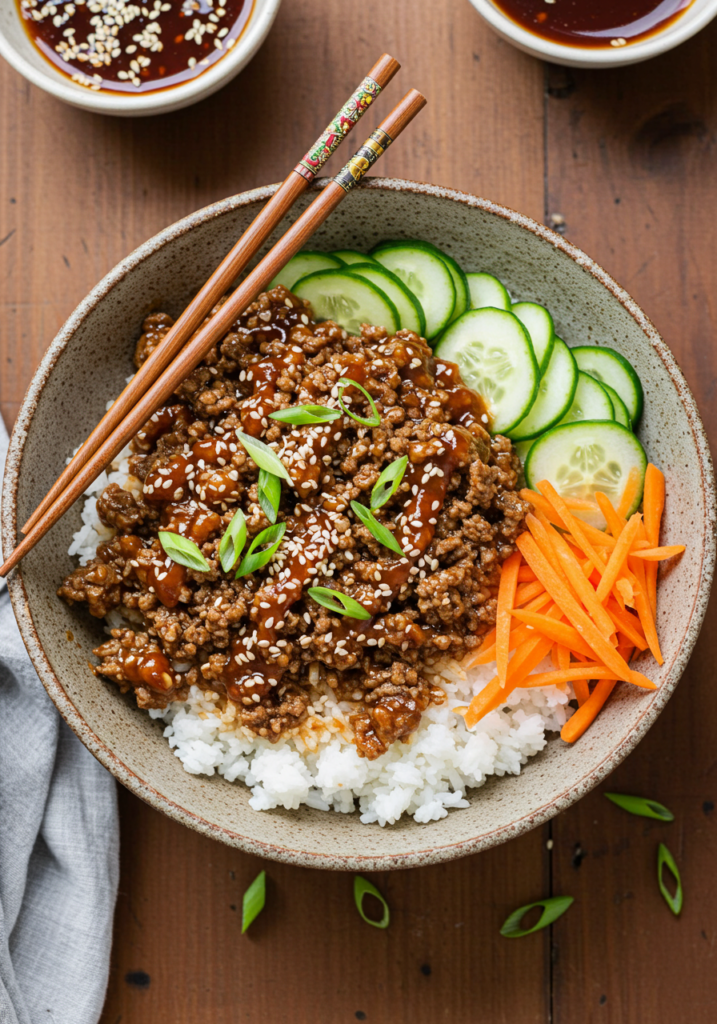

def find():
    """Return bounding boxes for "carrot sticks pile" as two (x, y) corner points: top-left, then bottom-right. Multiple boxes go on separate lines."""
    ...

(459, 465), (683, 744)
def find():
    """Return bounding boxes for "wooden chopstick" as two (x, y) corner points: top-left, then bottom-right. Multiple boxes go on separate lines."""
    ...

(21, 54), (400, 537)
(1, 88), (426, 578)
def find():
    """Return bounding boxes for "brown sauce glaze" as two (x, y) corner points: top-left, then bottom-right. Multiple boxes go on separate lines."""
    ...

(64, 287), (530, 761)
(116, 643), (175, 693)
(492, 0), (692, 47)
(16, 0), (252, 94)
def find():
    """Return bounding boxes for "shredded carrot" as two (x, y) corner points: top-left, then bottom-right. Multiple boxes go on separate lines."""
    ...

(643, 464), (666, 616)
(605, 598), (647, 650)
(520, 488), (599, 513)
(615, 577), (634, 606)
(516, 532), (650, 688)
(617, 466), (642, 518)
(496, 551), (522, 687)
(594, 491), (626, 537)
(594, 513), (643, 603)
(520, 488), (617, 549)
(561, 680), (617, 743)
(462, 678), (506, 729)
(464, 633), (554, 727)
(631, 545), (685, 561)
(643, 464), (666, 546)
(515, 580), (547, 606)
(561, 644), (636, 743)
(517, 565), (537, 582)
(540, 517), (618, 640)
(519, 665), (625, 687)
(536, 480), (608, 575)
(468, 623), (534, 667)
(510, 609), (595, 658)
(629, 556), (664, 665)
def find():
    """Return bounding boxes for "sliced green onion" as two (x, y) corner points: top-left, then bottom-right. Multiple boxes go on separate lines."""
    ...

(500, 896), (574, 938)
(218, 508), (247, 573)
(158, 531), (211, 573)
(371, 455), (408, 510)
(235, 521), (287, 578)
(605, 793), (674, 822)
(269, 405), (342, 426)
(237, 431), (292, 483)
(354, 875), (390, 929)
(337, 377), (381, 427)
(657, 843), (683, 916)
(241, 870), (266, 933)
(350, 500), (404, 557)
(258, 469), (281, 525)
(308, 586), (371, 620)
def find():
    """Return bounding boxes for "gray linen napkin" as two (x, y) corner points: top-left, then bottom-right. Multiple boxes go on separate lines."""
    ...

(0, 416), (119, 1024)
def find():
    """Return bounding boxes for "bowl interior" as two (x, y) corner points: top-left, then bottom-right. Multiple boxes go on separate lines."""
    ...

(4, 180), (714, 869)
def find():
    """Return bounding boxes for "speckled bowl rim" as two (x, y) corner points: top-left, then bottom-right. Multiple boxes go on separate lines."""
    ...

(3, 178), (715, 870)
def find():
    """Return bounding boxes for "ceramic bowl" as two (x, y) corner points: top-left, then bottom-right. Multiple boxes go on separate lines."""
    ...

(3, 179), (715, 870)
(468, 0), (717, 69)
(0, 0), (281, 116)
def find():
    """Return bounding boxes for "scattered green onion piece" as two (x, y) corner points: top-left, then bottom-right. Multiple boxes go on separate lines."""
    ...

(218, 508), (247, 573)
(258, 469), (281, 525)
(337, 377), (381, 427)
(308, 586), (371, 621)
(237, 430), (292, 483)
(235, 522), (287, 578)
(605, 793), (674, 822)
(350, 500), (405, 557)
(269, 405), (342, 426)
(500, 896), (574, 938)
(354, 875), (390, 929)
(657, 843), (683, 916)
(158, 531), (211, 573)
(241, 870), (266, 933)
(371, 455), (408, 510)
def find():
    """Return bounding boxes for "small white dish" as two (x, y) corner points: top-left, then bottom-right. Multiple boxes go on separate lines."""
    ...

(468, 0), (717, 68)
(0, 0), (281, 116)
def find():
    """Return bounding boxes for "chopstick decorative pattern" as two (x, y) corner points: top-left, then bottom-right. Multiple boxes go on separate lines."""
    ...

(0, 87), (426, 578)
(335, 127), (392, 191)
(295, 75), (384, 182)
(19, 54), (400, 539)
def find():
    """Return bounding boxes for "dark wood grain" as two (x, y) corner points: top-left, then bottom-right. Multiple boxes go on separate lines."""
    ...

(544, 29), (717, 1024)
(3, 0), (715, 1020)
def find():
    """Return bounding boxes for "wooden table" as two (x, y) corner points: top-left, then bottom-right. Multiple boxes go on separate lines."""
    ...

(2, 2), (717, 1020)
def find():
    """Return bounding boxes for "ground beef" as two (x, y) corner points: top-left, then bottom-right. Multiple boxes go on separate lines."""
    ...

(59, 285), (529, 758)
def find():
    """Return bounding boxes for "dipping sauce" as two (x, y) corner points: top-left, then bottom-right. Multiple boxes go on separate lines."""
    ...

(16, 0), (252, 93)
(491, 0), (693, 48)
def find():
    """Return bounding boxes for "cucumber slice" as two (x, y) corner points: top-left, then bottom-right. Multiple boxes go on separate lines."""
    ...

(371, 241), (456, 339)
(559, 371), (614, 426)
(466, 272), (511, 311)
(434, 309), (539, 435)
(571, 345), (644, 426)
(293, 270), (399, 337)
(514, 439), (534, 464)
(508, 338), (578, 441)
(525, 420), (647, 529)
(512, 302), (555, 376)
(602, 382), (631, 429)
(270, 251), (343, 291)
(347, 264), (425, 336)
(430, 246), (469, 321)
(331, 250), (379, 266)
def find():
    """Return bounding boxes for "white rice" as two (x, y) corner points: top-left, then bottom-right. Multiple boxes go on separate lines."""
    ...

(71, 440), (575, 826)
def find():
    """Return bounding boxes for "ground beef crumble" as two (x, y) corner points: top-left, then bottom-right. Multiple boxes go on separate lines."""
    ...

(58, 285), (529, 759)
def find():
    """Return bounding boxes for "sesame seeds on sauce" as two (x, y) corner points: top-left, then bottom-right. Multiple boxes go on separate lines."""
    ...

(16, 0), (251, 93)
